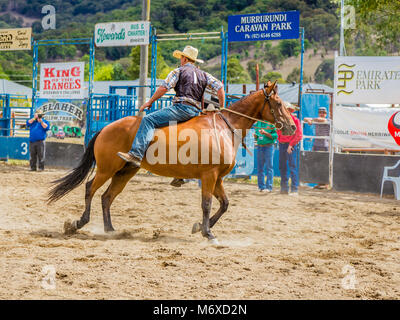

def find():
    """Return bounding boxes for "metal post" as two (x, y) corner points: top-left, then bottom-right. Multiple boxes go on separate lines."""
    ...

(297, 27), (305, 189)
(224, 31), (228, 107)
(31, 40), (38, 116)
(340, 0), (345, 56)
(89, 37), (95, 96)
(220, 27), (225, 85)
(138, 0), (151, 108)
(298, 27), (305, 111)
(329, 51), (338, 189)
(150, 30), (157, 108)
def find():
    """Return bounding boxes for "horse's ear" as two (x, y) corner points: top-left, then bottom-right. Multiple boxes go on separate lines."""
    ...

(271, 80), (278, 94)
(266, 80), (274, 93)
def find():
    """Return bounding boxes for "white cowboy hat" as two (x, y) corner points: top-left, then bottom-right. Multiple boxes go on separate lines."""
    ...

(285, 102), (299, 111)
(173, 45), (204, 64)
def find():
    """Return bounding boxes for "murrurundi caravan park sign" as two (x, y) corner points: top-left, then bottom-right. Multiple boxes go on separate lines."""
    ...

(94, 21), (150, 47)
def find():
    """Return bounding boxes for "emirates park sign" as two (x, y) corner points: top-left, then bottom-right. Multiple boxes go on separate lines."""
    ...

(39, 62), (85, 99)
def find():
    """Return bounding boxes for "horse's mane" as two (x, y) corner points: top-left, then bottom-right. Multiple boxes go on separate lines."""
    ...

(227, 91), (255, 109)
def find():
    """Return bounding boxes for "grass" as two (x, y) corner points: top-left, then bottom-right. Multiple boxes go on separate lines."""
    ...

(3, 159), (30, 166)
(225, 176), (281, 187)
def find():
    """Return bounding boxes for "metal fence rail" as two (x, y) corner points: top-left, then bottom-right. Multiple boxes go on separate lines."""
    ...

(0, 94), (31, 137)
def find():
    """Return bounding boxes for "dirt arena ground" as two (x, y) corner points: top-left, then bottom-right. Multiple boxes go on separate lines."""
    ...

(0, 163), (399, 300)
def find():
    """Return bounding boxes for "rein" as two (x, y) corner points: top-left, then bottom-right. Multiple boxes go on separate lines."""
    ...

(206, 87), (283, 156)
(220, 87), (283, 130)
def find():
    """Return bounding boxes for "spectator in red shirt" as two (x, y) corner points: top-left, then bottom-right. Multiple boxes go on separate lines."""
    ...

(277, 103), (303, 195)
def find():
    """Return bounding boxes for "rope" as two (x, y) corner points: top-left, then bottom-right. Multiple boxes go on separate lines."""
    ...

(221, 108), (275, 127)
(212, 112), (222, 154)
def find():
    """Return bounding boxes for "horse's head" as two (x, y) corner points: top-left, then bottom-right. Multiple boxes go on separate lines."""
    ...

(259, 80), (297, 136)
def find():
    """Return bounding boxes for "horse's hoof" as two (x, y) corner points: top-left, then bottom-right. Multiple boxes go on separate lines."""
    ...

(208, 238), (220, 246)
(104, 227), (115, 233)
(192, 222), (201, 234)
(63, 220), (77, 235)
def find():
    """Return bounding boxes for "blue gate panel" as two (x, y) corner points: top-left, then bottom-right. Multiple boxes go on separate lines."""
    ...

(300, 93), (330, 151)
(0, 137), (30, 160)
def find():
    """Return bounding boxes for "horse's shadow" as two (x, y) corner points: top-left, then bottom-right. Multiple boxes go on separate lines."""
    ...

(29, 229), (194, 244)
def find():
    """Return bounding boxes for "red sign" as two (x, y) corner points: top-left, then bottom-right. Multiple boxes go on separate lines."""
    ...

(388, 111), (400, 146)
(40, 62), (85, 99)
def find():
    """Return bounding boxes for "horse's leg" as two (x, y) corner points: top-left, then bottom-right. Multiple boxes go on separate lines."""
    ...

(192, 177), (229, 233)
(195, 175), (217, 241)
(101, 164), (140, 232)
(68, 172), (110, 233)
(210, 178), (229, 228)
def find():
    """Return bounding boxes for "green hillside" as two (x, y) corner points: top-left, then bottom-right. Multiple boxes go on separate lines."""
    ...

(0, 0), (397, 87)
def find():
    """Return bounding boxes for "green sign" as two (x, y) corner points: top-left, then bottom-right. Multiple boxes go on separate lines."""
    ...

(95, 21), (150, 47)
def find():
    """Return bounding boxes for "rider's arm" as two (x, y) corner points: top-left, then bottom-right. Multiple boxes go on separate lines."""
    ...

(217, 87), (225, 108)
(148, 86), (168, 105)
(139, 86), (168, 112)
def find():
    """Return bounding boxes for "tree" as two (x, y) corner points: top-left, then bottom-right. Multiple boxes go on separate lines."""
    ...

(227, 58), (251, 84)
(113, 63), (129, 81)
(94, 64), (114, 81)
(347, 0), (400, 52)
(314, 59), (334, 84)
(261, 72), (285, 84)
(247, 60), (263, 82)
(286, 67), (306, 84)
(265, 47), (284, 70)
(0, 64), (9, 80)
(278, 39), (300, 58)
(127, 45), (170, 80)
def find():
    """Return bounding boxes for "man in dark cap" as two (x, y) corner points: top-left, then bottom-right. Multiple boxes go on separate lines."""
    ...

(26, 111), (50, 171)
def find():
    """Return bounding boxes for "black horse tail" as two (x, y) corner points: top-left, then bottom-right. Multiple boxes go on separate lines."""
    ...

(48, 131), (101, 203)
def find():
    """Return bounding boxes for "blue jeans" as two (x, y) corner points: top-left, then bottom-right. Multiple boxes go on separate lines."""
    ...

(130, 103), (199, 160)
(257, 144), (275, 191)
(279, 143), (299, 192)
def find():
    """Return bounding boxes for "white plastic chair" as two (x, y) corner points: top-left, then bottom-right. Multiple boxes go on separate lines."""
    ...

(380, 160), (400, 200)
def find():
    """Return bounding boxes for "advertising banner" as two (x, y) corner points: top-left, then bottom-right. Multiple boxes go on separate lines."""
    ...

(35, 98), (86, 140)
(39, 62), (85, 99)
(95, 21), (150, 47)
(334, 106), (400, 149)
(0, 28), (31, 51)
(228, 11), (299, 42)
(334, 56), (400, 104)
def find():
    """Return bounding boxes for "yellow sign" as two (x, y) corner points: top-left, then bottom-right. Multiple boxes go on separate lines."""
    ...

(0, 28), (31, 51)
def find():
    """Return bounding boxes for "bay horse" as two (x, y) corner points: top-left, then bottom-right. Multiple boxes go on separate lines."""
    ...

(48, 81), (296, 242)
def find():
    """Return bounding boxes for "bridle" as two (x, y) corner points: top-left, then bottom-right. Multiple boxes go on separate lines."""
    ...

(220, 87), (283, 129)
(261, 87), (283, 130)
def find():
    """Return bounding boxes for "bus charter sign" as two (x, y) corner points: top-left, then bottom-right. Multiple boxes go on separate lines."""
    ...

(228, 11), (300, 42)
(94, 21), (150, 47)
(39, 62), (85, 99)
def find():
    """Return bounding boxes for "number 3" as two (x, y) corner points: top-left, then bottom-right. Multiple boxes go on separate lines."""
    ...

(21, 142), (28, 155)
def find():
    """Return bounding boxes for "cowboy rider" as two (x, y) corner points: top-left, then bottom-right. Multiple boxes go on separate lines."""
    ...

(117, 45), (225, 172)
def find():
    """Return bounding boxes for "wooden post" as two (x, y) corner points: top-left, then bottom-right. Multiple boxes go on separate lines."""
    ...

(256, 63), (259, 90)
